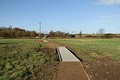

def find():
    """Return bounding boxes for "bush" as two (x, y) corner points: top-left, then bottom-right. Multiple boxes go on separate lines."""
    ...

(104, 33), (115, 38)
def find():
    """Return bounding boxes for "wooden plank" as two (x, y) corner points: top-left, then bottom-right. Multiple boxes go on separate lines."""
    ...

(58, 47), (80, 62)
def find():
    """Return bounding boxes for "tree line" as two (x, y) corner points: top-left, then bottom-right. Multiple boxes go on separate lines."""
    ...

(48, 30), (75, 38)
(0, 26), (38, 38)
(0, 26), (119, 38)
(0, 26), (76, 38)
(48, 29), (120, 39)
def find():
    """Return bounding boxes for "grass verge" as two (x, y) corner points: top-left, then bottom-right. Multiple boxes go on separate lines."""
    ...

(0, 39), (58, 80)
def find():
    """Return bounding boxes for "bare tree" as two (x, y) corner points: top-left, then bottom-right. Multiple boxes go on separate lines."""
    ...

(97, 28), (105, 34)
(79, 30), (82, 37)
(97, 28), (105, 38)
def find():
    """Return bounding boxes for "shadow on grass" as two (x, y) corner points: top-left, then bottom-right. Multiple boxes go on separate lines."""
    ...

(0, 43), (10, 45)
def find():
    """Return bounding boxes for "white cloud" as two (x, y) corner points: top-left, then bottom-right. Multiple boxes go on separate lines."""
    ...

(95, 0), (120, 5)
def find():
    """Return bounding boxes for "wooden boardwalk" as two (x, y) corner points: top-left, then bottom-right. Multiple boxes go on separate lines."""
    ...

(58, 47), (79, 62)
(53, 47), (90, 80)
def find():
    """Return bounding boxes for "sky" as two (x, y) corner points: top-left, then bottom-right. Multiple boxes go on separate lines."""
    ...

(0, 0), (120, 34)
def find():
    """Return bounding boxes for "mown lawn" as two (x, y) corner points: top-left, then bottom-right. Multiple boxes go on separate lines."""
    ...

(48, 38), (120, 61)
(0, 39), (57, 80)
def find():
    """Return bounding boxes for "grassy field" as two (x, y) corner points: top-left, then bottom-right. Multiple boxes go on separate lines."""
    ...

(48, 38), (120, 61)
(0, 39), (57, 80)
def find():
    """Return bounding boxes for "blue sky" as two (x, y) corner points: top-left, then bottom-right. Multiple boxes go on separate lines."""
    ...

(0, 0), (120, 34)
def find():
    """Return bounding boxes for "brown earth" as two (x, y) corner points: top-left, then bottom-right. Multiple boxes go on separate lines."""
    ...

(53, 62), (89, 80)
(45, 41), (63, 49)
(45, 41), (89, 80)
(83, 57), (120, 80)
(45, 41), (120, 80)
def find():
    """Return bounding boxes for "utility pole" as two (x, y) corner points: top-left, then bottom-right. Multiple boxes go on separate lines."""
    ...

(39, 22), (41, 38)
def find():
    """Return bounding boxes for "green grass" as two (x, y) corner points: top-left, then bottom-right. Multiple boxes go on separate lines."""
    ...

(48, 38), (120, 61)
(0, 39), (57, 80)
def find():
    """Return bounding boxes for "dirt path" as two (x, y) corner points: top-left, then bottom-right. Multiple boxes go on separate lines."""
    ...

(45, 41), (63, 49)
(53, 62), (89, 80)
(44, 40), (89, 80)
(44, 40), (120, 80)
